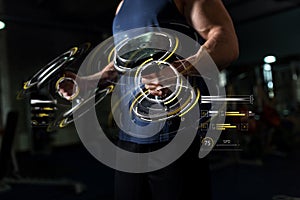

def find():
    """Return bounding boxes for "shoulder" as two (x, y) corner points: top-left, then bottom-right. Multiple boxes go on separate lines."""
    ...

(173, 0), (184, 14)
(115, 0), (124, 15)
(174, 0), (210, 14)
(180, 0), (221, 9)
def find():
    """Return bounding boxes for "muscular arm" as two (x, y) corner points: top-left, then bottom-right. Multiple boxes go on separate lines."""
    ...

(143, 0), (239, 95)
(82, 61), (115, 81)
(181, 0), (239, 70)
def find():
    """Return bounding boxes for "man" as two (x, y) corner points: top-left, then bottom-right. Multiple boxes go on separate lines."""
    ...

(60, 0), (238, 199)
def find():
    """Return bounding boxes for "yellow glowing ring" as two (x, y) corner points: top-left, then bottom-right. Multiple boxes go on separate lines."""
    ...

(161, 37), (179, 63)
(55, 76), (80, 101)
(134, 58), (154, 87)
(164, 78), (183, 105)
(108, 47), (116, 64)
(107, 85), (115, 93)
(52, 85), (115, 129)
(179, 88), (200, 117)
(114, 32), (177, 73)
(136, 60), (181, 104)
(165, 91), (193, 117)
(129, 90), (150, 116)
(21, 46), (79, 92)
(59, 119), (68, 128)
(23, 81), (31, 90)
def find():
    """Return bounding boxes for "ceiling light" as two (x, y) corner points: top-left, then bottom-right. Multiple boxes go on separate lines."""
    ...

(0, 21), (5, 30)
(267, 81), (274, 89)
(264, 55), (276, 64)
(263, 64), (272, 71)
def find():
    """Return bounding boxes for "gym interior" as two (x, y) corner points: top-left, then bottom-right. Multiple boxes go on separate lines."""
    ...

(0, 0), (300, 199)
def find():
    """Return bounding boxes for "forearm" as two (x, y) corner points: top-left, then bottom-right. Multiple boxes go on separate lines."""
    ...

(199, 26), (239, 70)
(82, 61), (115, 81)
(79, 61), (118, 90)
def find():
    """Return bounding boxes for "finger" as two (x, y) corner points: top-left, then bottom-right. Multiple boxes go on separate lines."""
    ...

(60, 91), (71, 99)
(145, 84), (162, 90)
(58, 80), (75, 92)
(149, 90), (163, 96)
(142, 77), (159, 85)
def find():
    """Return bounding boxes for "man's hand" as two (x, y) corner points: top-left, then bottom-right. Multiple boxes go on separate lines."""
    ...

(142, 71), (168, 96)
(141, 47), (207, 97)
(57, 71), (80, 100)
(141, 61), (182, 97)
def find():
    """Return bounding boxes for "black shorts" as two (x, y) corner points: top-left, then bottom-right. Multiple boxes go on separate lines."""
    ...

(114, 136), (212, 200)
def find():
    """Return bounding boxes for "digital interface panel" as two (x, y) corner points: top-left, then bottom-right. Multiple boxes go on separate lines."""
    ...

(200, 95), (255, 152)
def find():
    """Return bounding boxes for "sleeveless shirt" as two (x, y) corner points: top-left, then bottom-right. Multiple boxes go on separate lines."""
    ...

(112, 0), (207, 144)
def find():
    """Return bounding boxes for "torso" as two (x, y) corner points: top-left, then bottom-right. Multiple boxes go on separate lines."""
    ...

(113, 0), (187, 34)
(116, 0), (184, 15)
(112, 0), (206, 144)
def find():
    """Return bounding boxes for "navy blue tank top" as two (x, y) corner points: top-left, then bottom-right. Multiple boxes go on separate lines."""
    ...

(113, 0), (205, 44)
(113, 0), (186, 34)
(112, 0), (207, 144)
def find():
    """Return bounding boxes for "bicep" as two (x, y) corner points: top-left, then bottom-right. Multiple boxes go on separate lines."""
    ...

(182, 0), (239, 69)
(183, 0), (235, 39)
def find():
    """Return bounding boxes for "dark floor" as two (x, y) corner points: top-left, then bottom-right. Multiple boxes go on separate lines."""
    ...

(211, 151), (300, 200)
(0, 142), (300, 200)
